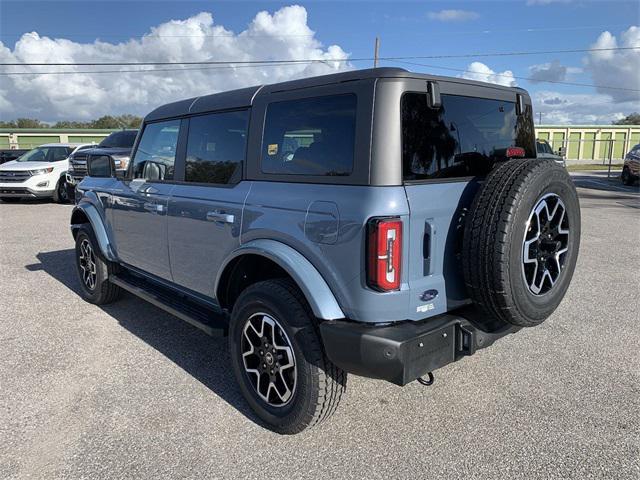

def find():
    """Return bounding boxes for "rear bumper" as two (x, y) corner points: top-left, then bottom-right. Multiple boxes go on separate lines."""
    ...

(319, 312), (520, 386)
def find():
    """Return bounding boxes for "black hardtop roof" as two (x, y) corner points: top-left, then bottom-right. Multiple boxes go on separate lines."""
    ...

(144, 67), (528, 122)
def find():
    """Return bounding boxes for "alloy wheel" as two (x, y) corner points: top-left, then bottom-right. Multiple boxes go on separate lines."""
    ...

(78, 238), (97, 291)
(241, 312), (297, 407)
(522, 193), (570, 295)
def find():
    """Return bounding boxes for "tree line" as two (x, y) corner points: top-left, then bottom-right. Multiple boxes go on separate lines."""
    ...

(0, 115), (143, 129)
(1, 112), (638, 129)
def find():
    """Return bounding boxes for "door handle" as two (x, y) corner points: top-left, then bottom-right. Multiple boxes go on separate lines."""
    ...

(206, 210), (235, 224)
(143, 202), (164, 213)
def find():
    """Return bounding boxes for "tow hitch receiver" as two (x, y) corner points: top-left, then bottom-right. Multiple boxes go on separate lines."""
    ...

(319, 313), (520, 386)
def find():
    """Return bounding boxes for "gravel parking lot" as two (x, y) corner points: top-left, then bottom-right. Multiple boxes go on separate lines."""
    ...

(1, 177), (638, 480)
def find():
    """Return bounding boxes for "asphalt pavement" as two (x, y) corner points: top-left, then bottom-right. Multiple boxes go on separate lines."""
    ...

(0, 175), (638, 479)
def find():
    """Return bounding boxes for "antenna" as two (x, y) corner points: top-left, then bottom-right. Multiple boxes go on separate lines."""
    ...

(374, 37), (380, 68)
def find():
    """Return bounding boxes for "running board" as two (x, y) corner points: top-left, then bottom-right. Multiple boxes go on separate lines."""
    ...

(110, 273), (228, 337)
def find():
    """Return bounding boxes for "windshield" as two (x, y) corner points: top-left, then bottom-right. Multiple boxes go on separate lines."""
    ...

(402, 93), (536, 180)
(16, 146), (73, 163)
(536, 141), (553, 155)
(99, 131), (138, 148)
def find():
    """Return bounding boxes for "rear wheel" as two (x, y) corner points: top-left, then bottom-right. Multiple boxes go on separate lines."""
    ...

(74, 225), (122, 304)
(228, 279), (346, 434)
(462, 159), (581, 327)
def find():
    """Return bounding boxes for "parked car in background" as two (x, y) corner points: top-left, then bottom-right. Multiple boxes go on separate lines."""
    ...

(70, 68), (580, 434)
(0, 143), (93, 203)
(0, 149), (29, 165)
(66, 129), (138, 201)
(536, 139), (565, 167)
(621, 143), (640, 186)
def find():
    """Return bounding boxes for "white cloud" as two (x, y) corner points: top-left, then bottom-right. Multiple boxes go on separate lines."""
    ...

(0, 6), (351, 121)
(427, 9), (479, 22)
(585, 25), (640, 103)
(528, 60), (568, 84)
(459, 62), (517, 87)
(534, 90), (636, 124)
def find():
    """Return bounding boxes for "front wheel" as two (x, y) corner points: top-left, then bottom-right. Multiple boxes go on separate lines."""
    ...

(228, 279), (347, 434)
(74, 226), (122, 304)
(53, 177), (69, 203)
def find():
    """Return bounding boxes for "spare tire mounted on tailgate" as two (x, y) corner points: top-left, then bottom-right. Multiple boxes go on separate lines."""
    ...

(462, 158), (580, 327)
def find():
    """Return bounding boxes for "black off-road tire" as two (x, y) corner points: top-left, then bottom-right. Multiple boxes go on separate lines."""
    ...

(462, 159), (581, 327)
(74, 225), (122, 305)
(228, 279), (347, 434)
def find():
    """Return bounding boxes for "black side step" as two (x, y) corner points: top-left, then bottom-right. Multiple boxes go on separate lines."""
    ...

(110, 273), (228, 337)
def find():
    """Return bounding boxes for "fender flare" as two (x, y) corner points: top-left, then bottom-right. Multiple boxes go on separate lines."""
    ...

(217, 239), (345, 321)
(70, 200), (118, 262)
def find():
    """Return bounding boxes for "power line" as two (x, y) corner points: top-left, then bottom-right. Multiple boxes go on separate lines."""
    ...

(388, 60), (640, 93)
(1, 46), (637, 67)
(0, 56), (635, 94)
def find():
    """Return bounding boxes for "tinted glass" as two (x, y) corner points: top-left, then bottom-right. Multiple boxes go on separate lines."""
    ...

(99, 130), (138, 148)
(261, 94), (356, 176)
(185, 110), (248, 184)
(17, 146), (73, 162)
(536, 141), (553, 155)
(131, 120), (180, 181)
(402, 93), (536, 180)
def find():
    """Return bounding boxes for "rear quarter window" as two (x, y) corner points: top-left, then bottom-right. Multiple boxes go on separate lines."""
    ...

(402, 93), (535, 181)
(261, 94), (357, 176)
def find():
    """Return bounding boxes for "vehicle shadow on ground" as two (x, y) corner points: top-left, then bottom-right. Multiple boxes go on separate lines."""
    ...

(25, 248), (260, 425)
(571, 174), (639, 195)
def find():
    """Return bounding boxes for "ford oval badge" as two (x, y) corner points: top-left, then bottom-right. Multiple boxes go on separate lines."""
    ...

(420, 289), (439, 302)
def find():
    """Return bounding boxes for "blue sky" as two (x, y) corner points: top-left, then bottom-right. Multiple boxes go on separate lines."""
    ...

(1, 1), (638, 123)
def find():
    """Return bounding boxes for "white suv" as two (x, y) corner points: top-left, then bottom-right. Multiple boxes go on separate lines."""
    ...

(0, 143), (93, 203)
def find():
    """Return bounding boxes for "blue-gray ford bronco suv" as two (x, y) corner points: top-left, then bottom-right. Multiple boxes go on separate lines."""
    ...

(70, 68), (581, 434)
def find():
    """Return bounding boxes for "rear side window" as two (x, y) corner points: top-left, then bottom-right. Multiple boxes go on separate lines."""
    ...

(261, 94), (356, 176)
(185, 110), (248, 184)
(402, 93), (536, 181)
(131, 120), (180, 181)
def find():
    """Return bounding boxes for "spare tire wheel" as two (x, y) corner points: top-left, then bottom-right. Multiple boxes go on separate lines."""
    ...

(462, 158), (580, 327)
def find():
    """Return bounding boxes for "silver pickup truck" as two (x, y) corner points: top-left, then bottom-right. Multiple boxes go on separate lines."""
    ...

(70, 68), (581, 434)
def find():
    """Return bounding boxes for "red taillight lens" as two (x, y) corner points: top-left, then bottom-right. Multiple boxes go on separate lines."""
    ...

(506, 147), (526, 158)
(367, 218), (402, 291)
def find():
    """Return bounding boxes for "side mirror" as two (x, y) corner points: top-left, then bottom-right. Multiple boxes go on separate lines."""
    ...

(87, 155), (115, 178)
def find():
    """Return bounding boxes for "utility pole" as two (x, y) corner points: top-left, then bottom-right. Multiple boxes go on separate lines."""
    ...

(538, 112), (543, 125)
(374, 37), (380, 68)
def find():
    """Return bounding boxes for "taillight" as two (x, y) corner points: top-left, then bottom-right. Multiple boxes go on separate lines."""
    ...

(367, 217), (402, 291)
(506, 147), (526, 158)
